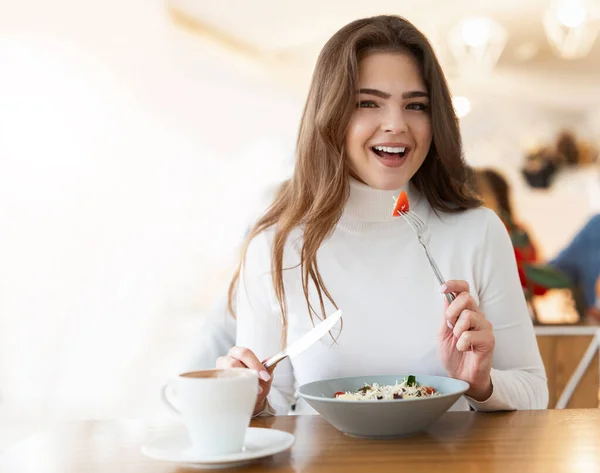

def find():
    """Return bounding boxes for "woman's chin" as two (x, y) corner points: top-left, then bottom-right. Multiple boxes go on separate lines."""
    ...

(368, 176), (408, 191)
(350, 167), (410, 191)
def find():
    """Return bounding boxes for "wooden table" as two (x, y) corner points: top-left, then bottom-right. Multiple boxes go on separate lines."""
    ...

(1, 410), (600, 472)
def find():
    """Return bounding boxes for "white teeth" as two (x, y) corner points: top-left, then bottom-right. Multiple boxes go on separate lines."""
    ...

(373, 146), (406, 153)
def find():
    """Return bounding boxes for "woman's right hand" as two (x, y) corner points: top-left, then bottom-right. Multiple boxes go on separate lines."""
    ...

(216, 346), (274, 415)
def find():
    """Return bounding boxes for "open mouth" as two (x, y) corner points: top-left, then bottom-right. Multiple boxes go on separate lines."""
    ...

(371, 145), (408, 159)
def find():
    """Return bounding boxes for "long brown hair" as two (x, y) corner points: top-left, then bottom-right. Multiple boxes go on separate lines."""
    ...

(228, 15), (480, 340)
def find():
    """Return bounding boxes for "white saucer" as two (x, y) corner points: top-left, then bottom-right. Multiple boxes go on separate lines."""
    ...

(141, 427), (295, 469)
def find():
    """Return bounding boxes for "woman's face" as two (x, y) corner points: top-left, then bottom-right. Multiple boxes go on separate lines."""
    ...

(345, 51), (433, 190)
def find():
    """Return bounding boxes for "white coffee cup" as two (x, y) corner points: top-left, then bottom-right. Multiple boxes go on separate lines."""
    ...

(161, 368), (259, 456)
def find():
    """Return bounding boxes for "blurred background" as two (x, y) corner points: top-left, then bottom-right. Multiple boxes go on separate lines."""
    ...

(0, 0), (599, 432)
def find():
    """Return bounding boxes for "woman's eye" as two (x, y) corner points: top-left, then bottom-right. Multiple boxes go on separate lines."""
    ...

(358, 100), (378, 108)
(406, 102), (429, 111)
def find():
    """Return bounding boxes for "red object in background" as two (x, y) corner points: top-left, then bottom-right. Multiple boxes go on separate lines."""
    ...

(392, 191), (410, 216)
(510, 224), (548, 296)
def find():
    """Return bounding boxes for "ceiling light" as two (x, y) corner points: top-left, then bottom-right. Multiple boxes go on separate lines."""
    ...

(557, 3), (587, 28)
(543, 0), (600, 59)
(447, 17), (508, 73)
(453, 96), (471, 118)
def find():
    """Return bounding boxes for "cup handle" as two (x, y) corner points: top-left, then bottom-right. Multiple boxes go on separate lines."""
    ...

(161, 383), (181, 416)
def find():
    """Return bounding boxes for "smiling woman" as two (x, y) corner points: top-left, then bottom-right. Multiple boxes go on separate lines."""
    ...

(212, 14), (549, 418)
(346, 52), (432, 190)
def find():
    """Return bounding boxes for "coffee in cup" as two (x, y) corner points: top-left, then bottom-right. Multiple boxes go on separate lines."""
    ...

(161, 368), (259, 456)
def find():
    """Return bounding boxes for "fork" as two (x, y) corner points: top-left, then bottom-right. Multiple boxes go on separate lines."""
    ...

(392, 200), (455, 304)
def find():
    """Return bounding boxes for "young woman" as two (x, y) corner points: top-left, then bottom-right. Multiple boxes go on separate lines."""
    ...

(216, 15), (548, 416)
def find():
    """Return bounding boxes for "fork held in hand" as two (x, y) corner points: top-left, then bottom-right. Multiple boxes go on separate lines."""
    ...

(395, 206), (455, 305)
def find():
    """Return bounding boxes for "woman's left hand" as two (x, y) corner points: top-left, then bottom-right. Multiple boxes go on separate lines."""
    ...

(438, 280), (495, 402)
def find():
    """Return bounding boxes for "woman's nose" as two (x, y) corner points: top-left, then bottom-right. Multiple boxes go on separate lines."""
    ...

(382, 109), (408, 134)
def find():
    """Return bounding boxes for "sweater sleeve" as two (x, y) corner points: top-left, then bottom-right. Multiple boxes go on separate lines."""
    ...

(235, 231), (296, 415)
(466, 210), (549, 411)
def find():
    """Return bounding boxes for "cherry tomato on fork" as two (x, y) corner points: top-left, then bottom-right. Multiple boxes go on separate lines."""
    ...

(392, 191), (410, 216)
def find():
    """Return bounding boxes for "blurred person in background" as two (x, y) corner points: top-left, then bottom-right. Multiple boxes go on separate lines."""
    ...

(550, 214), (600, 320)
(472, 168), (598, 322)
(471, 168), (547, 297)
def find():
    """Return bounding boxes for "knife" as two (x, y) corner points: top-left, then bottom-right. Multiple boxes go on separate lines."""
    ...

(263, 309), (343, 370)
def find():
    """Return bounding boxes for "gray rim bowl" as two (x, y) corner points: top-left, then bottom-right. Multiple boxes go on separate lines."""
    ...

(297, 374), (470, 438)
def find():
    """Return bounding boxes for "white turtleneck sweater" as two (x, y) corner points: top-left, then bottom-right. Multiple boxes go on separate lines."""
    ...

(236, 179), (549, 414)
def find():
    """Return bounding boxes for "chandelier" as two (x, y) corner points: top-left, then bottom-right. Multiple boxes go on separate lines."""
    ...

(446, 17), (508, 73)
(543, 0), (600, 59)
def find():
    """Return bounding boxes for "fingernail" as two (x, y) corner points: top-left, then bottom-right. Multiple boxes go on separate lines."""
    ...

(447, 321), (454, 330)
(439, 284), (448, 293)
(258, 386), (264, 395)
(259, 370), (271, 382)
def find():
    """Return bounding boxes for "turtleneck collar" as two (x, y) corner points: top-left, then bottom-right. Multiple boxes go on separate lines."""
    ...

(341, 177), (425, 223)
